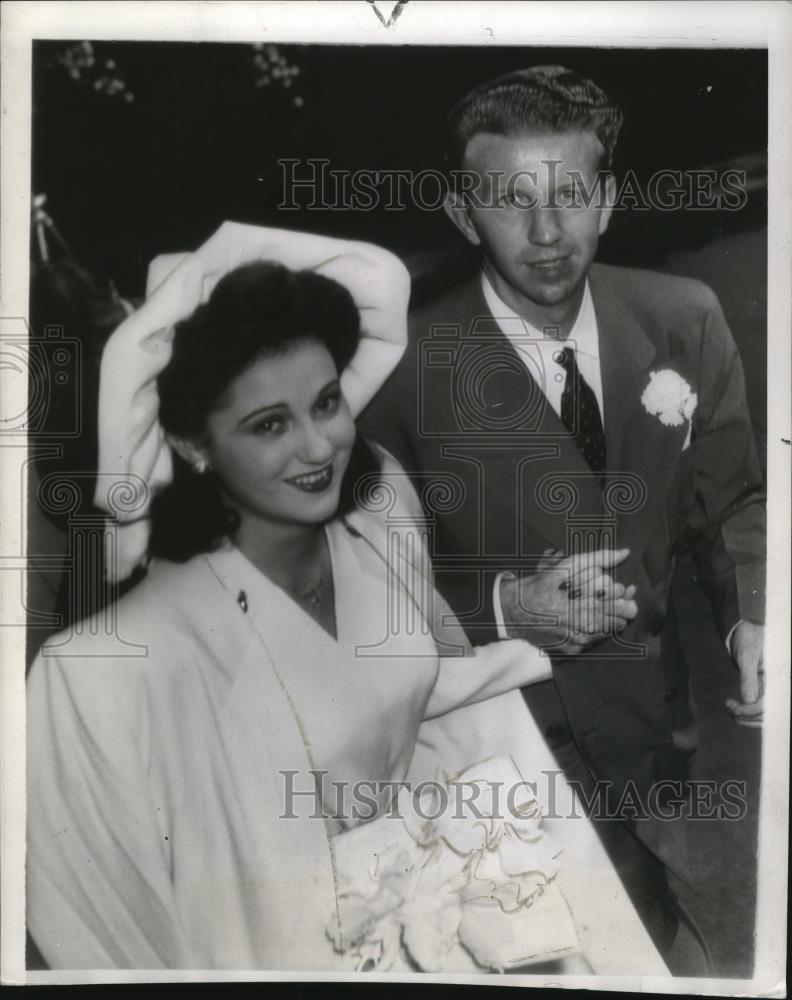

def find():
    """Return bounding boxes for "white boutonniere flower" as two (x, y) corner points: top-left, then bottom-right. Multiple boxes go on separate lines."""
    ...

(641, 370), (697, 448)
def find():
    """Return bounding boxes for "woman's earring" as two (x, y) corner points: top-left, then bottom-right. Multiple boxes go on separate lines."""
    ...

(193, 456), (210, 474)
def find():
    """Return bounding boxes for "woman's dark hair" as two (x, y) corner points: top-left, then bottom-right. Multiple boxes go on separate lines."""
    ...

(149, 259), (380, 561)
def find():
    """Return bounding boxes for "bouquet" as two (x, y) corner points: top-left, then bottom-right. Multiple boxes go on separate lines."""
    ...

(326, 756), (582, 973)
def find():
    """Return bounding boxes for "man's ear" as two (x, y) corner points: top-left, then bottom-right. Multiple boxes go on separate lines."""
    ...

(168, 435), (210, 473)
(443, 191), (482, 247)
(598, 173), (617, 237)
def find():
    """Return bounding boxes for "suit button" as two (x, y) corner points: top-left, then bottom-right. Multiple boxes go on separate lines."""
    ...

(545, 723), (567, 741)
(650, 617), (665, 637)
(664, 687), (679, 704)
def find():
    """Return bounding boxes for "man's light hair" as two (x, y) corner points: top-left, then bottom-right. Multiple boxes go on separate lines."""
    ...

(444, 65), (623, 185)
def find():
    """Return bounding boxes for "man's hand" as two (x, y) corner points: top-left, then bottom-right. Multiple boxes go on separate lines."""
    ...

(499, 548), (638, 655)
(725, 620), (764, 727)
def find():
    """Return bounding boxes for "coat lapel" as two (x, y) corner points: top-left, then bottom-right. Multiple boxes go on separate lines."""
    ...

(589, 265), (657, 476)
(144, 553), (343, 968)
(588, 266), (688, 549)
(433, 274), (605, 557)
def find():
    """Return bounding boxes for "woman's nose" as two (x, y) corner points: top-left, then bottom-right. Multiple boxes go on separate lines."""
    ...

(526, 206), (562, 246)
(298, 420), (335, 464)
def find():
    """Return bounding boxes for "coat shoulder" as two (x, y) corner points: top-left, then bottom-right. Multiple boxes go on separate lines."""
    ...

(34, 558), (201, 666)
(408, 272), (482, 333)
(363, 274), (481, 421)
(590, 262), (721, 322)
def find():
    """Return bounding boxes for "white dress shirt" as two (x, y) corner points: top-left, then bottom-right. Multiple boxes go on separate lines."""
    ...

(480, 271), (605, 424)
(484, 272), (604, 646)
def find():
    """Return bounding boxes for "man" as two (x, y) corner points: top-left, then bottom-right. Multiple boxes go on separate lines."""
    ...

(361, 66), (766, 971)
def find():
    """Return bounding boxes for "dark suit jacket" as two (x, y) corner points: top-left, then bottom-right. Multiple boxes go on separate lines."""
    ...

(361, 263), (765, 811)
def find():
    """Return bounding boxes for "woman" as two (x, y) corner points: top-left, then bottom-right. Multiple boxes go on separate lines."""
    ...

(27, 224), (662, 974)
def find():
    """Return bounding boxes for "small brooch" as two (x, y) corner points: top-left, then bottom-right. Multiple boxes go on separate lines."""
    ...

(237, 590), (248, 613)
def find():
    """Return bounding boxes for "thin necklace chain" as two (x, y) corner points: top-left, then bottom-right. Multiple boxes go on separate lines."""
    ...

(201, 523), (428, 954)
(295, 573), (324, 608)
(282, 538), (327, 608)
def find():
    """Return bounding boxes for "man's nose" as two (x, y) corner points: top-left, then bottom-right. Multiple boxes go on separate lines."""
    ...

(526, 206), (562, 246)
(298, 420), (335, 464)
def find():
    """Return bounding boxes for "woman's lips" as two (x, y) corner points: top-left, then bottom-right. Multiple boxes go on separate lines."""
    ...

(284, 464), (334, 493)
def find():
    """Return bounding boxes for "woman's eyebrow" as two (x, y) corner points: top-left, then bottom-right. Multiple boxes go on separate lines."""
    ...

(316, 378), (341, 396)
(237, 402), (285, 428)
(237, 379), (341, 426)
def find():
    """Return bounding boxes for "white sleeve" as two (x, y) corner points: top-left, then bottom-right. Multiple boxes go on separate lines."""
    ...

(724, 619), (743, 654)
(363, 448), (552, 720)
(424, 638), (552, 720)
(96, 223), (411, 582)
(333, 242), (411, 417)
(185, 223), (412, 418)
(26, 654), (191, 969)
(492, 570), (512, 640)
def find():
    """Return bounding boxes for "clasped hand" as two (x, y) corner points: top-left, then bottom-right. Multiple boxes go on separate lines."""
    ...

(725, 620), (764, 728)
(499, 547), (638, 655)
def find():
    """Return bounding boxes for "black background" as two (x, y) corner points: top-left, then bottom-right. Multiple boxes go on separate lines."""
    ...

(32, 43), (767, 296)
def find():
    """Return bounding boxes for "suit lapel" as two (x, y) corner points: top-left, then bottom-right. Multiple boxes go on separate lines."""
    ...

(588, 265), (689, 547)
(589, 265), (658, 475)
(433, 274), (605, 557)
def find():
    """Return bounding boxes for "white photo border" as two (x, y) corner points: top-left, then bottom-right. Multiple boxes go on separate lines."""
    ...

(1, 2), (789, 993)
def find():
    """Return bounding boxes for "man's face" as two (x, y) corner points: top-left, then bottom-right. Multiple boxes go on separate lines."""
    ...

(450, 130), (614, 323)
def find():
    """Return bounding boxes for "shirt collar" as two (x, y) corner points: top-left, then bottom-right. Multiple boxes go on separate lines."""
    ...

(480, 270), (599, 361)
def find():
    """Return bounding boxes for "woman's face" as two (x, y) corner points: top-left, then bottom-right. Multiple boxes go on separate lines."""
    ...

(199, 338), (356, 530)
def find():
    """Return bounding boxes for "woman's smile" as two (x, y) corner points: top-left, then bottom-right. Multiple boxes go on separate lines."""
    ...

(284, 464), (334, 493)
(200, 339), (356, 532)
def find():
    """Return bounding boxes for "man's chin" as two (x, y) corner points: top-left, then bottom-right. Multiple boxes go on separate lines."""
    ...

(518, 282), (579, 308)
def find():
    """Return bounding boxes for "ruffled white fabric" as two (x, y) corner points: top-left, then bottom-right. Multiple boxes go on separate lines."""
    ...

(327, 756), (581, 973)
(94, 221), (410, 581)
